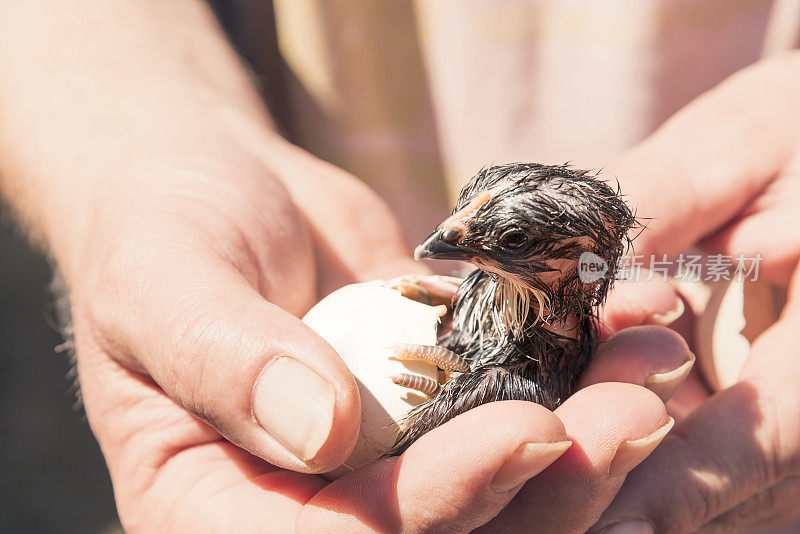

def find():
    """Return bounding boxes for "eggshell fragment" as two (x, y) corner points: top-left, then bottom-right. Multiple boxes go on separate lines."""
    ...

(302, 281), (442, 478)
(694, 278), (783, 391)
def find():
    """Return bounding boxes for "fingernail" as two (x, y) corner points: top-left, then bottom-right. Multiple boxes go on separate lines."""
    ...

(491, 440), (572, 492)
(646, 298), (684, 326)
(608, 417), (674, 478)
(602, 520), (655, 534)
(252, 357), (335, 462)
(644, 353), (695, 400)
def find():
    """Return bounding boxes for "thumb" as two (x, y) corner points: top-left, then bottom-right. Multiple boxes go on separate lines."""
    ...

(75, 238), (361, 473)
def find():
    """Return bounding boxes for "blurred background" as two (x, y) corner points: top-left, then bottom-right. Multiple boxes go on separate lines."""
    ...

(0, 217), (119, 533)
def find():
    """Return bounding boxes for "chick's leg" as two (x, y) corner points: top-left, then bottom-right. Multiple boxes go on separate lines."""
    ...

(389, 363), (547, 455)
(389, 343), (470, 373)
(390, 373), (441, 397)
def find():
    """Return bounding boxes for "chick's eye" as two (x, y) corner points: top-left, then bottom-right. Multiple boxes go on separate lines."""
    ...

(500, 232), (528, 250)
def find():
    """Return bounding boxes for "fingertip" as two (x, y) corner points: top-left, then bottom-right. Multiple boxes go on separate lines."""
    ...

(193, 295), (362, 473)
(399, 401), (571, 522)
(406, 400), (569, 471)
(490, 439), (572, 492)
(553, 383), (672, 484)
(556, 382), (670, 463)
(607, 417), (674, 479)
(602, 277), (683, 334)
(266, 326), (363, 473)
(302, 400), (571, 533)
(580, 326), (694, 402)
(644, 296), (685, 326)
(483, 385), (670, 533)
(250, 352), (360, 472)
(643, 354), (695, 401)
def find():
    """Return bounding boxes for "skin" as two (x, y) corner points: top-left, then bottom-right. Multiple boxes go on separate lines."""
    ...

(0, 2), (683, 532)
(1, 1), (790, 533)
(589, 53), (800, 533)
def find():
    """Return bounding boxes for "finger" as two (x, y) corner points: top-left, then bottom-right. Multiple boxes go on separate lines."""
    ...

(254, 138), (434, 291)
(479, 383), (673, 533)
(609, 53), (800, 256)
(665, 367), (710, 422)
(80, 228), (361, 472)
(600, 276), (684, 336)
(590, 280), (800, 533)
(700, 155), (800, 284)
(297, 401), (570, 534)
(580, 326), (695, 402)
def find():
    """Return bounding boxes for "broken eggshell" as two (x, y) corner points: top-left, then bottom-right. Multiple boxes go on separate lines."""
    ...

(302, 280), (443, 479)
(693, 278), (784, 391)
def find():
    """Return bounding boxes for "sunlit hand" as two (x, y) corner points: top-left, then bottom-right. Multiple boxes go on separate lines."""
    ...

(0, 2), (695, 529)
(592, 52), (800, 534)
(71, 135), (689, 533)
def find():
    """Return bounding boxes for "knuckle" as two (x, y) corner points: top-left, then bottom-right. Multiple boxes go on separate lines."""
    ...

(166, 307), (230, 420)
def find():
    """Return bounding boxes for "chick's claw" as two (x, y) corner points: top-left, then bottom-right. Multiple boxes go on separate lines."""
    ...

(383, 274), (462, 307)
(390, 373), (441, 398)
(389, 343), (470, 373)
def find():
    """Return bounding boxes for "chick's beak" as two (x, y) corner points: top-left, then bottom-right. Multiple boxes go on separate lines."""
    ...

(414, 229), (473, 261)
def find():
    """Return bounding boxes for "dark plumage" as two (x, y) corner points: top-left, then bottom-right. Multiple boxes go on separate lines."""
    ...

(390, 163), (637, 454)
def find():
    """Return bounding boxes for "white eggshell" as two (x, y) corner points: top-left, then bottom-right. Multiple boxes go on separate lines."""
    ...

(302, 281), (441, 478)
(695, 278), (782, 391)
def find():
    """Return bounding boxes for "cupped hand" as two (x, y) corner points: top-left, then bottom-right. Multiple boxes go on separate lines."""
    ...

(68, 128), (692, 532)
(70, 137), (415, 475)
(590, 52), (800, 533)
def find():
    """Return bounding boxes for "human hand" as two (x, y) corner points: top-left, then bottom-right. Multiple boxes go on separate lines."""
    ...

(0, 2), (693, 529)
(67, 133), (428, 473)
(591, 52), (800, 533)
(66, 127), (696, 532)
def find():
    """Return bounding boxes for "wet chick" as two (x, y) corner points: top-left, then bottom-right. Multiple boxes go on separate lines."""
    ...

(390, 163), (637, 454)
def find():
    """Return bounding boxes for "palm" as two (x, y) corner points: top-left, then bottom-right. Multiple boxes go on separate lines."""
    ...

(72, 150), (686, 532)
